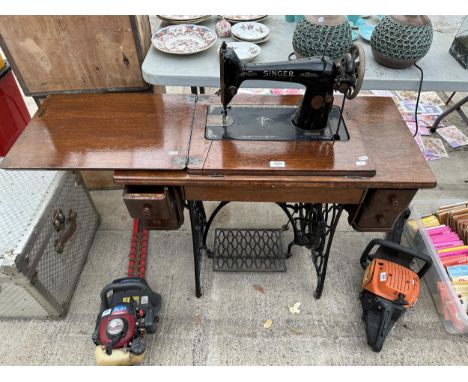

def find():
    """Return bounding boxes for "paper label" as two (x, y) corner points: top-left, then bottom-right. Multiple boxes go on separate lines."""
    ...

(358, 156), (368, 161)
(123, 296), (140, 303)
(111, 305), (128, 315)
(355, 161), (367, 166)
(141, 296), (149, 305)
(269, 161), (285, 168)
(102, 308), (111, 317)
(168, 151), (179, 156)
(380, 272), (387, 282)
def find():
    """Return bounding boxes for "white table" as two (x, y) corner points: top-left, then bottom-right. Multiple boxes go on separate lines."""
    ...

(142, 15), (467, 92)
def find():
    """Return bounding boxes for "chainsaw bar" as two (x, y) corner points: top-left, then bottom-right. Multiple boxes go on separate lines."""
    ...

(128, 219), (149, 278)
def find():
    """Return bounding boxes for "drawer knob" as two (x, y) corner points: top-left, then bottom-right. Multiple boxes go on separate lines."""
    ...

(142, 205), (152, 217)
(375, 213), (384, 224)
(389, 195), (399, 207)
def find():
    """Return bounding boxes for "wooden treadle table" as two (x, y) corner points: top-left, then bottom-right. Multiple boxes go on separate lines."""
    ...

(1, 93), (436, 298)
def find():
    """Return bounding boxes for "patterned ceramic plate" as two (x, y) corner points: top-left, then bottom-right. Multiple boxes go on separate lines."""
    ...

(232, 33), (271, 44)
(231, 22), (270, 42)
(219, 15), (268, 23)
(157, 15), (211, 24)
(217, 42), (261, 61)
(152, 24), (217, 55)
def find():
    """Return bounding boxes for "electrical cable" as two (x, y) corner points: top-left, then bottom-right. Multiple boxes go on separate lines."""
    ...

(321, 30), (334, 62)
(413, 63), (424, 137)
(332, 95), (347, 145)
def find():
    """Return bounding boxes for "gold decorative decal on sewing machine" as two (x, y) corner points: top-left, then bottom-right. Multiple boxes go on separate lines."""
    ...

(262, 70), (294, 77)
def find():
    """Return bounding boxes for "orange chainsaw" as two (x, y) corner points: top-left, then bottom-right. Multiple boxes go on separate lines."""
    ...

(359, 237), (432, 352)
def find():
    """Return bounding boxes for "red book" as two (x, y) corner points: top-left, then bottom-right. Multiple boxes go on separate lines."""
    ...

(441, 256), (468, 267)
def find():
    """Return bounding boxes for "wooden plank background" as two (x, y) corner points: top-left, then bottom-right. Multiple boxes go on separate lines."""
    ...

(0, 16), (151, 95)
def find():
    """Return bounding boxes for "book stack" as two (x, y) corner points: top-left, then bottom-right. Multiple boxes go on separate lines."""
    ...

(420, 202), (468, 315)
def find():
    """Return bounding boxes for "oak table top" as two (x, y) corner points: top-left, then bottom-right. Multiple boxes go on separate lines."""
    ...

(1, 92), (436, 191)
(1, 93), (196, 171)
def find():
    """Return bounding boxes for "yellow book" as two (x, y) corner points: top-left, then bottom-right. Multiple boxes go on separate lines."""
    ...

(438, 246), (468, 254)
(407, 215), (440, 231)
(452, 276), (468, 283)
(453, 284), (468, 291)
(421, 215), (440, 228)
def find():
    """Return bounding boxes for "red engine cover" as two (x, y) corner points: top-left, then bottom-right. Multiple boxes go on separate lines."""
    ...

(98, 305), (136, 350)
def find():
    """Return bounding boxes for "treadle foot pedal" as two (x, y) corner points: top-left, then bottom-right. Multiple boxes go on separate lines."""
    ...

(213, 228), (286, 272)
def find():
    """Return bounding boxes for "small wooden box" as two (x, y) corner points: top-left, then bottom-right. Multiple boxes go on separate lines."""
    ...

(0, 16), (151, 96)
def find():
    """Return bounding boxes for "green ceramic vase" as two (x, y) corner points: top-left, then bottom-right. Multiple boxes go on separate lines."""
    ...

(292, 15), (352, 60)
(370, 15), (433, 69)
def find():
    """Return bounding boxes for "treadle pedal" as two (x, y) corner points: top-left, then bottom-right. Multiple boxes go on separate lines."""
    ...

(213, 228), (286, 272)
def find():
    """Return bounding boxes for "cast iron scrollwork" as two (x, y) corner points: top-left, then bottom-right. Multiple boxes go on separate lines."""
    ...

(187, 201), (343, 299)
(277, 203), (344, 299)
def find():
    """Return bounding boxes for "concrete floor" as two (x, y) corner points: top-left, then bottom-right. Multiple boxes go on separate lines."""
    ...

(1, 91), (468, 365)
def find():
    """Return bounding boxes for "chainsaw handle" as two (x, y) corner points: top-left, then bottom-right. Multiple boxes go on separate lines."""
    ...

(99, 281), (148, 311)
(360, 238), (433, 279)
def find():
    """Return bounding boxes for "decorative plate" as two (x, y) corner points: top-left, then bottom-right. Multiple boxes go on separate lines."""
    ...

(152, 24), (217, 55)
(157, 15), (210, 24)
(359, 24), (375, 42)
(217, 42), (261, 61)
(231, 22), (270, 42)
(233, 33), (270, 44)
(219, 15), (268, 23)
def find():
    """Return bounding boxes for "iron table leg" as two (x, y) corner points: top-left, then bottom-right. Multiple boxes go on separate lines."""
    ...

(430, 94), (468, 132)
(190, 87), (206, 95)
(202, 201), (230, 258)
(312, 205), (344, 298)
(188, 200), (207, 298)
(281, 203), (344, 299)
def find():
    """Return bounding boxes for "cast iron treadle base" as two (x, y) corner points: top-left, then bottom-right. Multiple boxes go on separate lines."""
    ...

(213, 228), (286, 272)
(187, 201), (343, 299)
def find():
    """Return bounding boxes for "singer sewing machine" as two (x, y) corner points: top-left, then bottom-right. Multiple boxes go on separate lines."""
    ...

(186, 42), (375, 178)
(1, 43), (436, 299)
(209, 41), (364, 142)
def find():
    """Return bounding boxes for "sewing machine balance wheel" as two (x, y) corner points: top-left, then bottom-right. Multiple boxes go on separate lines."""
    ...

(345, 44), (366, 100)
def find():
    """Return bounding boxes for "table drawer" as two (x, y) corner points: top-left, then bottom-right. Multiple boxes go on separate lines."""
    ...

(184, 185), (364, 204)
(348, 189), (417, 231)
(123, 185), (184, 230)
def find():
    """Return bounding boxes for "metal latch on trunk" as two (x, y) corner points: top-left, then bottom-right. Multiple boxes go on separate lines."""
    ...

(53, 209), (77, 254)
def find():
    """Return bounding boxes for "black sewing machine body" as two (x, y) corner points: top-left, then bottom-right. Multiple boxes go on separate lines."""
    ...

(208, 42), (365, 142)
